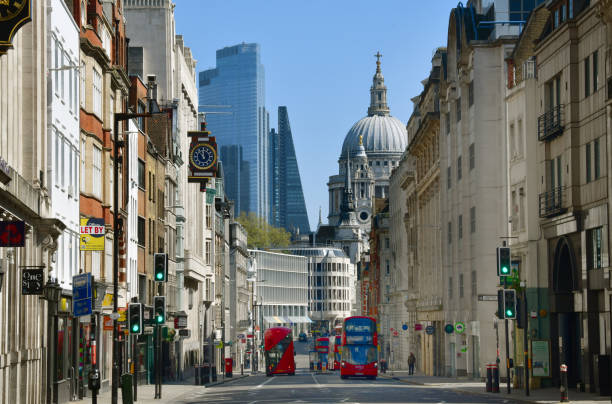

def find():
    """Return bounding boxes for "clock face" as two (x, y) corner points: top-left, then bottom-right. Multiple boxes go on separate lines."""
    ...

(190, 144), (216, 170)
(0, 0), (27, 22)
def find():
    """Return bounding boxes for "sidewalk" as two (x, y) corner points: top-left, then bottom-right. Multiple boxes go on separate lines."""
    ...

(380, 370), (610, 403)
(71, 373), (249, 404)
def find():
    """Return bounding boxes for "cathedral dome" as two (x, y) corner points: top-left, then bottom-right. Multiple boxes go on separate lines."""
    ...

(341, 114), (407, 158)
(340, 52), (407, 159)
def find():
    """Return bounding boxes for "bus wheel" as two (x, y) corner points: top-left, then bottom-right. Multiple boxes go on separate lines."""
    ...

(341, 375), (347, 380)
(367, 376), (376, 380)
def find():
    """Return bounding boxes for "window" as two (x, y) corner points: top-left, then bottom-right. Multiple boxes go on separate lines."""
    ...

(61, 138), (66, 188)
(448, 277), (453, 299)
(457, 156), (462, 180)
(593, 50), (598, 94)
(456, 97), (461, 122)
(587, 227), (602, 269)
(80, 62), (86, 107)
(445, 113), (450, 135)
(554, 9), (559, 28)
(469, 143), (475, 170)
(586, 143), (592, 183)
(61, 48), (66, 100)
(561, 4), (566, 22)
(54, 39), (60, 93)
(385, 260), (390, 275)
(459, 273), (464, 298)
(385, 238), (390, 249)
(584, 57), (590, 98)
(138, 101), (146, 129)
(470, 206), (476, 233)
(81, 1), (86, 26)
(469, 81), (474, 106)
(569, 0), (573, 18)
(137, 217), (145, 246)
(81, 139), (86, 190)
(55, 132), (61, 185)
(458, 215), (463, 239)
(594, 139), (600, 179)
(93, 68), (102, 117)
(205, 240), (212, 265)
(447, 221), (452, 244)
(110, 95), (115, 133)
(138, 160), (145, 189)
(471, 270), (477, 297)
(92, 144), (102, 197)
(447, 167), (451, 189)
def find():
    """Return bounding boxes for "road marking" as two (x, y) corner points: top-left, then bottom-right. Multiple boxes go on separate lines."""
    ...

(255, 377), (275, 389)
(247, 401), (257, 404)
(311, 373), (323, 387)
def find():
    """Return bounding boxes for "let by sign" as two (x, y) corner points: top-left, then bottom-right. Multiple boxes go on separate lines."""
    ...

(22, 266), (44, 295)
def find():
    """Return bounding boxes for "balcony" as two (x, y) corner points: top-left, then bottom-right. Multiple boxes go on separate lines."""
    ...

(539, 186), (568, 218)
(538, 104), (564, 141)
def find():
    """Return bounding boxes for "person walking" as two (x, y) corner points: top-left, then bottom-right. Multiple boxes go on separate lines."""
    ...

(408, 352), (416, 375)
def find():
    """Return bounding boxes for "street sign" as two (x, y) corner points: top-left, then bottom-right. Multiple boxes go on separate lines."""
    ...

(178, 329), (191, 338)
(72, 273), (92, 317)
(174, 315), (187, 329)
(414, 324), (423, 331)
(103, 315), (113, 331)
(444, 324), (454, 334)
(454, 322), (466, 334)
(21, 266), (44, 295)
(402, 324), (408, 331)
(478, 294), (498, 301)
(425, 325), (435, 335)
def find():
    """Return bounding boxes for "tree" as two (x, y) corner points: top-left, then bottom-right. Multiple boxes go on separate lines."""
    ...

(236, 212), (291, 249)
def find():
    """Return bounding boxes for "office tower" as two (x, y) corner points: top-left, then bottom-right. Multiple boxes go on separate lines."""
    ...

(199, 43), (269, 220)
(269, 107), (311, 235)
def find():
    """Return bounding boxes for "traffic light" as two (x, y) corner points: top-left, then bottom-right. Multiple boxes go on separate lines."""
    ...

(503, 289), (517, 319)
(128, 303), (143, 334)
(154, 253), (168, 282)
(154, 296), (166, 324)
(497, 247), (511, 277)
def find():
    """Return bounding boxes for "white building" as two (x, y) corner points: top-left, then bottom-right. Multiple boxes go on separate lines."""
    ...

(286, 247), (352, 333)
(127, 118), (140, 299)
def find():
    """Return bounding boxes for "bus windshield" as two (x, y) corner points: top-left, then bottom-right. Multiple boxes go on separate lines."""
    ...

(343, 345), (377, 365)
(344, 318), (375, 344)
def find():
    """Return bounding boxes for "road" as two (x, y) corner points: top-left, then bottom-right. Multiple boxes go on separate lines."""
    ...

(175, 341), (517, 404)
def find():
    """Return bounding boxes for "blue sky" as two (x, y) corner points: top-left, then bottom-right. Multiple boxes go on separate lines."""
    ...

(174, 0), (461, 229)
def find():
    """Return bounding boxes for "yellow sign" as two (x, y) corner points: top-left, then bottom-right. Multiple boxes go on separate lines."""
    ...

(80, 218), (105, 251)
(101, 293), (113, 307)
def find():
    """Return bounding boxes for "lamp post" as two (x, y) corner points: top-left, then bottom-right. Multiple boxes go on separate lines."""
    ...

(111, 112), (152, 404)
(43, 277), (62, 404)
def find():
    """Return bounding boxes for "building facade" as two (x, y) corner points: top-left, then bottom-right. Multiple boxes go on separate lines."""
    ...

(199, 43), (270, 221)
(269, 106), (310, 235)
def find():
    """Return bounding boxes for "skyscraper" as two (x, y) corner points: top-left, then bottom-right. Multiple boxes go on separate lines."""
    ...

(269, 107), (310, 234)
(199, 43), (269, 219)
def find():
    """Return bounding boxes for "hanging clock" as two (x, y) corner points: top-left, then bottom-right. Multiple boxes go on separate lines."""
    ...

(189, 143), (217, 171)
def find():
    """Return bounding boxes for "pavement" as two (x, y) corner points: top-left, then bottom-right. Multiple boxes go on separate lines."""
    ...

(379, 369), (611, 403)
(70, 372), (250, 404)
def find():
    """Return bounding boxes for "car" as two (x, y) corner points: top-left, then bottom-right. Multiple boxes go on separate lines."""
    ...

(298, 332), (308, 342)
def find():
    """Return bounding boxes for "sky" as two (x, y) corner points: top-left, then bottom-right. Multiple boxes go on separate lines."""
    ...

(174, 0), (462, 230)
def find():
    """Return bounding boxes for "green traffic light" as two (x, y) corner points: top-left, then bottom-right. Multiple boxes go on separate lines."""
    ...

(156, 272), (163, 280)
(501, 266), (509, 274)
(506, 309), (513, 316)
(156, 315), (163, 323)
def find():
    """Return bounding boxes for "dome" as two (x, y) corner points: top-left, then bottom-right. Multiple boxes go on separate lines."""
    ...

(341, 114), (407, 158)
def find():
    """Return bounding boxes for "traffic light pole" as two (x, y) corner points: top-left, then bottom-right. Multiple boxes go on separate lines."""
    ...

(133, 334), (138, 402)
(505, 318), (511, 394)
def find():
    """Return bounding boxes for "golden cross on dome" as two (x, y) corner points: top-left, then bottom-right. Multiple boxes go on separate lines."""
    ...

(375, 51), (382, 62)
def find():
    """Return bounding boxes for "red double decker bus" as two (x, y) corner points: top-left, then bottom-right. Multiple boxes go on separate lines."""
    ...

(332, 335), (341, 371)
(340, 316), (378, 379)
(315, 337), (329, 370)
(264, 327), (295, 376)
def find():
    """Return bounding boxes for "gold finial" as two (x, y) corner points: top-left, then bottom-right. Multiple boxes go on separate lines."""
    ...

(359, 135), (363, 146)
(375, 51), (382, 71)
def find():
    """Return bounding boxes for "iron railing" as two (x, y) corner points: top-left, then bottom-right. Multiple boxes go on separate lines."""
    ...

(539, 186), (567, 218)
(538, 104), (564, 141)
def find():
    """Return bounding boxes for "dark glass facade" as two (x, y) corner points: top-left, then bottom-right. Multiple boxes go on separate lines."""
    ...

(269, 107), (310, 234)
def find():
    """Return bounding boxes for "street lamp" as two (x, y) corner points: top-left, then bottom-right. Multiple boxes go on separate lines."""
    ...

(247, 276), (266, 374)
(43, 277), (62, 404)
(111, 112), (155, 404)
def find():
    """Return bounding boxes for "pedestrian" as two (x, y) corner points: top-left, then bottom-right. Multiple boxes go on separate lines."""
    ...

(408, 352), (416, 375)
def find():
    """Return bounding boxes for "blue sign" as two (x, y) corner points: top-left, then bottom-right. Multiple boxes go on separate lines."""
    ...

(73, 273), (92, 317)
(444, 324), (454, 334)
(426, 326), (435, 335)
(402, 324), (408, 331)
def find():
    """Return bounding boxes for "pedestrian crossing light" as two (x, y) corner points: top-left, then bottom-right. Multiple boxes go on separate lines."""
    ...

(128, 303), (143, 334)
(497, 247), (511, 277)
(154, 253), (168, 282)
(503, 289), (517, 319)
(154, 296), (166, 324)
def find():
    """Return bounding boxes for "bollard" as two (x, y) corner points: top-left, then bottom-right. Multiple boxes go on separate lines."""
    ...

(492, 365), (500, 393)
(560, 364), (569, 402)
(486, 365), (493, 392)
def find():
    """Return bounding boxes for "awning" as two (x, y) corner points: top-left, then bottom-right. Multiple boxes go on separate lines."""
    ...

(286, 316), (312, 323)
(264, 316), (288, 324)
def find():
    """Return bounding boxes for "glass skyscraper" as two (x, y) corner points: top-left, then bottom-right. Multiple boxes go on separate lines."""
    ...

(199, 43), (269, 220)
(269, 107), (310, 234)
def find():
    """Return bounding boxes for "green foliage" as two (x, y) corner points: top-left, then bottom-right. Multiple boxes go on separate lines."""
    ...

(236, 212), (291, 249)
